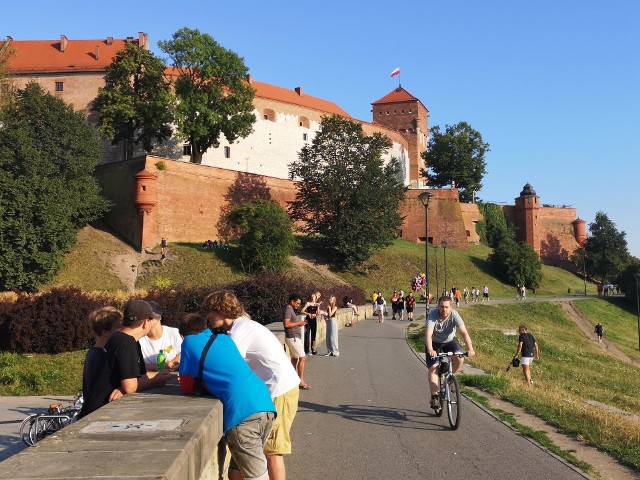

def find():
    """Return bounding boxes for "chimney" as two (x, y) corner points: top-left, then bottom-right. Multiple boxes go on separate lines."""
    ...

(295, 87), (303, 97)
(60, 35), (68, 52)
(138, 32), (149, 50)
(126, 36), (134, 43)
(246, 74), (253, 85)
(95, 45), (100, 60)
(106, 36), (113, 45)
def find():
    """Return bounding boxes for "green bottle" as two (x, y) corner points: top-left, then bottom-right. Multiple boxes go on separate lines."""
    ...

(157, 349), (166, 371)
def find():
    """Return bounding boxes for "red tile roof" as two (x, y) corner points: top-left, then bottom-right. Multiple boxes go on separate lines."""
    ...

(372, 86), (424, 107)
(1, 35), (146, 74)
(252, 80), (352, 118)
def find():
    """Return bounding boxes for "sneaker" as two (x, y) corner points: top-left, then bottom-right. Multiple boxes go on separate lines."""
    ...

(324, 352), (331, 356)
(430, 395), (440, 409)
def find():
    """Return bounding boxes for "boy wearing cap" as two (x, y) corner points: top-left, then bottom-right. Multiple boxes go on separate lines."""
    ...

(79, 299), (172, 419)
(139, 301), (182, 371)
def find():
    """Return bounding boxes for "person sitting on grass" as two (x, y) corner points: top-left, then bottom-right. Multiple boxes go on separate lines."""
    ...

(179, 313), (276, 480)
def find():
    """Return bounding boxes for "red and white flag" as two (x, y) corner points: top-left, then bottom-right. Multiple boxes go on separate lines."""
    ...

(390, 67), (400, 77)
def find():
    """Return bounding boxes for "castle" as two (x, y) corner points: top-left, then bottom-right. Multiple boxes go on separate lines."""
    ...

(1, 33), (585, 266)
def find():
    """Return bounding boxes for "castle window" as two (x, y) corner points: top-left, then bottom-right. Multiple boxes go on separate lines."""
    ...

(379, 111), (382, 116)
(224, 146), (231, 158)
(401, 109), (405, 113)
(303, 133), (308, 141)
(409, 108), (412, 113)
(183, 144), (192, 156)
(263, 108), (276, 122)
(393, 110), (397, 114)
(299, 116), (310, 128)
(386, 111), (389, 115)
(55, 81), (64, 92)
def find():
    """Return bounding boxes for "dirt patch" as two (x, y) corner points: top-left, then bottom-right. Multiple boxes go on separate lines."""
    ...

(468, 387), (638, 480)
(289, 256), (348, 285)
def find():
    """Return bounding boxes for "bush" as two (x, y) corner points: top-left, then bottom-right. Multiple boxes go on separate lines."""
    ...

(3, 288), (111, 353)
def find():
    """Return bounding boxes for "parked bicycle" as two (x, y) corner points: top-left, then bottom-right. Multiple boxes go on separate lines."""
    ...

(432, 352), (467, 430)
(19, 393), (83, 446)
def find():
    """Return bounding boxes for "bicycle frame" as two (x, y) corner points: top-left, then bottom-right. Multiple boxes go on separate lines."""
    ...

(433, 352), (466, 430)
(19, 394), (83, 446)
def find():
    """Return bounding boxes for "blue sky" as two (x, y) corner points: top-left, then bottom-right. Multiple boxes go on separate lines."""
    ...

(3, 0), (639, 256)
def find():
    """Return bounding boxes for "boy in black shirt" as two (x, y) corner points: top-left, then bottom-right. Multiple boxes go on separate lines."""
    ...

(514, 325), (540, 387)
(79, 300), (172, 418)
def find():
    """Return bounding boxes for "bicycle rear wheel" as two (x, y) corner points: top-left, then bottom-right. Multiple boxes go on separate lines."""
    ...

(446, 375), (461, 430)
(28, 417), (64, 445)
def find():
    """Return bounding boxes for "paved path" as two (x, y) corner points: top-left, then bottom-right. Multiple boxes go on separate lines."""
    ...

(288, 316), (589, 479)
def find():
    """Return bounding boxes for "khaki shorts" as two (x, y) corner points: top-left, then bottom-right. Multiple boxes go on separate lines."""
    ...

(264, 386), (299, 455)
(285, 337), (305, 359)
(226, 411), (275, 480)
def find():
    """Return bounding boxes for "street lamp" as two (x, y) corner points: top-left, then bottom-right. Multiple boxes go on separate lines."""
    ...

(131, 264), (137, 294)
(418, 191), (432, 309)
(434, 245), (439, 300)
(582, 253), (587, 296)
(441, 240), (448, 295)
(634, 273), (640, 351)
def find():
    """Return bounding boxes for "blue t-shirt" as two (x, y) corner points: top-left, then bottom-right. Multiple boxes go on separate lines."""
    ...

(179, 330), (275, 432)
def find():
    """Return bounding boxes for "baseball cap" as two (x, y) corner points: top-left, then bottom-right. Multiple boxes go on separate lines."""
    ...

(124, 299), (161, 323)
(148, 300), (163, 319)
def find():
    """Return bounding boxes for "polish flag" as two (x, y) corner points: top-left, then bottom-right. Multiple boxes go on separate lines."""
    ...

(390, 67), (400, 77)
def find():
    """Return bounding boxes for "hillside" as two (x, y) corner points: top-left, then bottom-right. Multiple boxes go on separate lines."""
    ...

(49, 225), (595, 297)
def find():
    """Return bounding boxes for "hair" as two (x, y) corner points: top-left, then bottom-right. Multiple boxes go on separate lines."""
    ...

(201, 290), (246, 319)
(179, 313), (208, 337)
(328, 295), (336, 306)
(289, 293), (301, 303)
(518, 324), (528, 331)
(438, 296), (452, 305)
(88, 307), (123, 336)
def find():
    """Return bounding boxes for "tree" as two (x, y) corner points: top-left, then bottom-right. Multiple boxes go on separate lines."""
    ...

(227, 200), (297, 273)
(0, 41), (16, 110)
(582, 211), (629, 283)
(476, 202), (514, 248)
(92, 42), (173, 160)
(0, 83), (110, 291)
(159, 27), (256, 164)
(421, 121), (489, 202)
(488, 238), (542, 289)
(288, 115), (407, 269)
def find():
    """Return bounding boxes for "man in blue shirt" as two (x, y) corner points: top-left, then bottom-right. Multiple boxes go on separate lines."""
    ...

(179, 315), (276, 480)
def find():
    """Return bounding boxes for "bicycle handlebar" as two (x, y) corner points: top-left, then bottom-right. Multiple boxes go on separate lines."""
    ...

(433, 352), (469, 359)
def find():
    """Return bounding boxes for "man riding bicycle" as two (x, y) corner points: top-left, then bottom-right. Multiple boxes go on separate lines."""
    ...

(425, 296), (476, 410)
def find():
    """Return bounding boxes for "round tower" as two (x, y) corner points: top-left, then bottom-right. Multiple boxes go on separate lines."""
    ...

(514, 183), (540, 255)
(134, 169), (158, 213)
(572, 218), (587, 245)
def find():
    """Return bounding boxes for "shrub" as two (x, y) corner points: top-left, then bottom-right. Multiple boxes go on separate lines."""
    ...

(155, 160), (167, 171)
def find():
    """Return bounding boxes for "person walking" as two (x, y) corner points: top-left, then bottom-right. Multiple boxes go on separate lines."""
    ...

(375, 294), (386, 323)
(405, 292), (416, 321)
(595, 322), (604, 342)
(324, 296), (339, 356)
(514, 325), (540, 387)
(396, 292), (405, 321)
(390, 291), (399, 320)
(283, 294), (310, 389)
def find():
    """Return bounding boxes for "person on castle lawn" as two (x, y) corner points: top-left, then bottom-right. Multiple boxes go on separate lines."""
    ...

(160, 237), (167, 255)
(483, 285), (489, 302)
(79, 300), (172, 419)
(201, 291), (301, 480)
(283, 294), (310, 390)
(514, 324), (540, 387)
(595, 322), (604, 343)
(79, 307), (124, 416)
(139, 301), (182, 372)
(425, 296), (476, 410)
(178, 313), (276, 480)
(405, 292), (416, 321)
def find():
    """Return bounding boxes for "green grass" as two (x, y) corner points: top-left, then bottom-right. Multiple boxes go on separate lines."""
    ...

(408, 300), (640, 471)
(0, 351), (85, 396)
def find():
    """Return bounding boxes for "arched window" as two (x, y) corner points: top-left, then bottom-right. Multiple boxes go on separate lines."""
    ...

(263, 108), (276, 122)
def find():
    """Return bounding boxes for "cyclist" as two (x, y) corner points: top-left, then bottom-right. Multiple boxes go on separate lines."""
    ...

(425, 296), (476, 410)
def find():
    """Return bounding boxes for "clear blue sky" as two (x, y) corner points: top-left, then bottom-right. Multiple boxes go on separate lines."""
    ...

(3, 1), (639, 257)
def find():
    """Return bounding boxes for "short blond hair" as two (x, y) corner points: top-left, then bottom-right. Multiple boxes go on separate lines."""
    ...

(201, 290), (246, 319)
(88, 307), (123, 336)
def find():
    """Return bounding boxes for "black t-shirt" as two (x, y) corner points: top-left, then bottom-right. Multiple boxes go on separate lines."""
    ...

(79, 332), (146, 419)
(518, 332), (536, 357)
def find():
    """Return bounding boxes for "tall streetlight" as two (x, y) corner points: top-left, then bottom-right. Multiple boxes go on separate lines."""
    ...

(634, 273), (640, 351)
(441, 240), (448, 295)
(418, 192), (432, 310)
(131, 264), (137, 294)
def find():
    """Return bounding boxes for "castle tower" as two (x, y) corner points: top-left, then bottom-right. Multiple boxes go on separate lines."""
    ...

(371, 86), (429, 183)
(572, 218), (587, 245)
(515, 183), (540, 255)
(134, 169), (158, 251)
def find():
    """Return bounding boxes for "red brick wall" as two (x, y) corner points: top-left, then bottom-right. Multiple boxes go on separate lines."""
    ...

(460, 203), (483, 243)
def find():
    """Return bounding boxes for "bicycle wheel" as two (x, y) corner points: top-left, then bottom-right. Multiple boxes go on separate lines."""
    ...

(446, 375), (461, 430)
(28, 417), (64, 445)
(19, 415), (38, 446)
(435, 374), (444, 417)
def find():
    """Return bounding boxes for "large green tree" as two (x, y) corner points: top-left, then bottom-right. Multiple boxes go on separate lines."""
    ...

(0, 83), (110, 291)
(92, 42), (173, 160)
(228, 200), (297, 273)
(488, 238), (542, 289)
(159, 27), (256, 164)
(581, 211), (629, 283)
(289, 115), (407, 269)
(421, 121), (489, 202)
(476, 202), (514, 248)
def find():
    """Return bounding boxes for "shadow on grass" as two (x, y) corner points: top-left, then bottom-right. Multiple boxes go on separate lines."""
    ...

(469, 255), (495, 276)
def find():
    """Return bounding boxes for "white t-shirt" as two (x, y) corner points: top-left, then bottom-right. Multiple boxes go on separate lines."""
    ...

(229, 317), (300, 398)
(139, 326), (182, 365)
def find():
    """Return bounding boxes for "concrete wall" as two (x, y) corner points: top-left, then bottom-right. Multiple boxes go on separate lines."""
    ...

(0, 306), (373, 480)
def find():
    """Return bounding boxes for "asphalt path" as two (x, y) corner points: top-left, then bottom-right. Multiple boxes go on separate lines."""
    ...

(287, 314), (589, 480)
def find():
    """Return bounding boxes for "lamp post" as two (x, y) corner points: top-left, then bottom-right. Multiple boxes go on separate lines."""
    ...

(441, 240), (448, 295)
(434, 245), (439, 300)
(634, 273), (640, 351)
(131, 264), (137, 294)
(418, 192), (432, 310)
(583, 254), (587, 296)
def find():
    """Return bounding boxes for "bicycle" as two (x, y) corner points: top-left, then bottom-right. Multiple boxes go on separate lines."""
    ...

(432, 352), (468, 430)
(19, 393), (83, 446)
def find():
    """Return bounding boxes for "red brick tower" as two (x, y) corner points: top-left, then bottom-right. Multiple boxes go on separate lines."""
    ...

(572, 218), (587, 245)
(515, 183), (540, 255)
(371, 86), (429, 183)
(134, 169), (158, 251)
